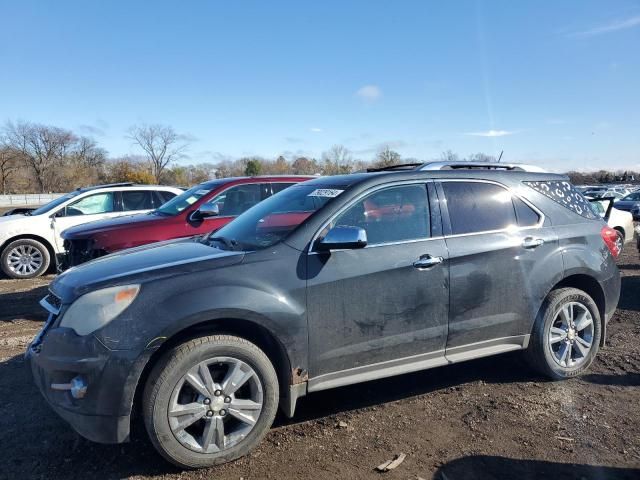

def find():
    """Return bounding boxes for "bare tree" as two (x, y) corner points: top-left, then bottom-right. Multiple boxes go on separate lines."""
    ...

(373, 145), (401, 167)
(4, 120), (76, 192)
(127, 124), (190, 183)
(321, 144), (353, 174)
(0, 145), (19, 194)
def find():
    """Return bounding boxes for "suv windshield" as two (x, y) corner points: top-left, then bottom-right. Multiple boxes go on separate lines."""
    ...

(30, 191), (82, 216)
(155, 182), (224, 216)
(207, 184), (342, 250)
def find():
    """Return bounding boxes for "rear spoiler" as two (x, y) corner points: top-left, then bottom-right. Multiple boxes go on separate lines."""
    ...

(588, 196), (615, 221)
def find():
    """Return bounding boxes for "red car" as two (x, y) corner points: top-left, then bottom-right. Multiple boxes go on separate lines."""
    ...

(61, 176), (314, 267)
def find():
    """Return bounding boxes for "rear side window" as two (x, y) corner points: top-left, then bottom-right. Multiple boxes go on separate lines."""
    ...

(513, 197), (540, 227)
(121, 190), (155, 211)
(441, 182), (517, 235)
(334, 184), (430, 245)
(525, 181), (597, 219)
(155, 190), (177, 204)
(271, 183), (296, 195)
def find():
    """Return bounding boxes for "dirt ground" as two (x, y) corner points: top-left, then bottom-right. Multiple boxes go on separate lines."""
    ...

(0, 247), (639, 480)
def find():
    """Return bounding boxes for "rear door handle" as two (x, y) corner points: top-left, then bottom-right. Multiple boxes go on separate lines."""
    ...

(522, 237), (544, 249)
(413, 255), (443, 269)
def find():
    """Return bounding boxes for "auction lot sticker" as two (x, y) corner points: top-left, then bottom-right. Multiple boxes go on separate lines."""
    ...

(308, 188), (344, 197)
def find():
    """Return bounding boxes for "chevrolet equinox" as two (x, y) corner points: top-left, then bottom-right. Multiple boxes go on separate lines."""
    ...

(27, 164), (621, 468)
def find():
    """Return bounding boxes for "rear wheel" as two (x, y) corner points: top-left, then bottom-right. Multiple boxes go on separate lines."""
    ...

(1, 238), (50, 279)
(526, 287), (601, 379)
(143, 335), (279, 469)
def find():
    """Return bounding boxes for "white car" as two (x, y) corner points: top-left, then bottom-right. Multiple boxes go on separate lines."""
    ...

(0, 183), (182, 279)
(590, 198), (635, 247)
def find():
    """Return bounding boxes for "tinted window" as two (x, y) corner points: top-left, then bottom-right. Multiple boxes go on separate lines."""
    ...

(271, 183), (296, 194)
(623, 192), (640, 201)
(156, 190), (177, 204)
(65, 192), (115, 216)
(204, 184), (262, 216)
(333, 185), (430, 245)
(121, 190), (154, 211)
(442, 182), (516, 235)
(513, 197), (540, 227)
(525, 181), (597, 219)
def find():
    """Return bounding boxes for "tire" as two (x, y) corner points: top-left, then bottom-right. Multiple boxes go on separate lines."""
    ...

(143, 335), (279, 469)
(526, 287), (601, 380)
(1, 238), (51, 279)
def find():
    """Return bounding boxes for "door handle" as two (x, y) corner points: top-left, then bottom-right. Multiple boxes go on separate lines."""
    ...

(413, 255), (443, 269)
(522, 237), (544, 249)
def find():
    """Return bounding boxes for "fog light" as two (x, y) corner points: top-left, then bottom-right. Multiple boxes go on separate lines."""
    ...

(51, 376), (88, 399)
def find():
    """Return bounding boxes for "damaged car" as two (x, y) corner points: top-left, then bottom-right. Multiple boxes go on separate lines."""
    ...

(27, 163), (620, 468)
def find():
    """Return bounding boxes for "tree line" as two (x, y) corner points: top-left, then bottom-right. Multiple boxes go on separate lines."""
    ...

(2, 119), (630, 194)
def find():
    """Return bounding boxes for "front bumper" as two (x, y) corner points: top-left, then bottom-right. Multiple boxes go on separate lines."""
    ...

(25, 324), (142, 444)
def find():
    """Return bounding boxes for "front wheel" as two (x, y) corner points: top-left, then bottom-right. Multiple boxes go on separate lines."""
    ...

(143, 335), (279, 469)
(526, 287), (601, 380)
(1, 238), (50, 279)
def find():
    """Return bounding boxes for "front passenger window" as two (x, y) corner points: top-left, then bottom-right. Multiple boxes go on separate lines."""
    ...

(333, 185), (430, 245)
(64, 192), (115, 216)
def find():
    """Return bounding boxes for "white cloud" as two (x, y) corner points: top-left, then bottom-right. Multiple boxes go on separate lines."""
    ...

(466, 130), (514, 137)
(310, 127), (323, 133)
(568, 15), (640, 37)
(355, 85), (382, 102)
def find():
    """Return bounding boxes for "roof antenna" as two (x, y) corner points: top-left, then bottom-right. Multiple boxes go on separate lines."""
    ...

(497, 150), (504, 162)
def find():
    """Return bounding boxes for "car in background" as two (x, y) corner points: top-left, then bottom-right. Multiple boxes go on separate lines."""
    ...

(614, 191), (640, 220)
(589, 197), (634, 248)
(61, 176), (314, 268)
(0, 183), (182, 279)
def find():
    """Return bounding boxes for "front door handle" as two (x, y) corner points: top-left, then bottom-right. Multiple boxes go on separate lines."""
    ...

(413, 255), (443, 269)
(522, 237), (544, 249)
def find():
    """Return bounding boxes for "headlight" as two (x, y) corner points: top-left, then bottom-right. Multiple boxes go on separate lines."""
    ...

(59, 285), (140, 336)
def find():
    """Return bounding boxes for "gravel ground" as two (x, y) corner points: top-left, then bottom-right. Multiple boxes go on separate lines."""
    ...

(0, 248), (639, 480)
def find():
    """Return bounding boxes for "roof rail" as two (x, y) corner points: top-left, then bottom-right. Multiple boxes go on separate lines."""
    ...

(365, 163), (424, 172)
(76, 182), (135, 191)
(418, 161), (546, 173)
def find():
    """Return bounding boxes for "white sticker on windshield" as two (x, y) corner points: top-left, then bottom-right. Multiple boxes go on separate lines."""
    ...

(195, 189), (209, 195)
(307, 188), (344, 198)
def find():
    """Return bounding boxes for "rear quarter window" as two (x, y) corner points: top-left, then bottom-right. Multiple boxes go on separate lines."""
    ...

(525, 181), (597, 219)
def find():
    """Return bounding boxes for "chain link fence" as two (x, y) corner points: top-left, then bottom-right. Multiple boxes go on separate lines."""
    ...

(0, 193), (63, 207)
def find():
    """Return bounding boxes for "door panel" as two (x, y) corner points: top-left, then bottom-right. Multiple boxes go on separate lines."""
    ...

(437, 180), (559, 350)
(52, 192), (121, 250)
(306, 183), (449, 377)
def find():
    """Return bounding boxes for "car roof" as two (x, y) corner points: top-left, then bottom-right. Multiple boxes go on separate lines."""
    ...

(198, 175), (316, 189)
(78, 183), (181, 192)
(296, 169), (568, 191)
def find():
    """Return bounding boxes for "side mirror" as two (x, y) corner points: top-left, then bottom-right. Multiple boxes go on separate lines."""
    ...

(193, 203), (220, 220)
(316, 226), (367, 251)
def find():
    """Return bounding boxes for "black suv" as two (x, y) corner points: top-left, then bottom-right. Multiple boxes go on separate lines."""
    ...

(27, 164), (621, 468)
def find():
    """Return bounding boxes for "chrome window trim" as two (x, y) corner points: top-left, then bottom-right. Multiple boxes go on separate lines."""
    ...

(438, 178), (545, 238)
(308, 180), (433, 255)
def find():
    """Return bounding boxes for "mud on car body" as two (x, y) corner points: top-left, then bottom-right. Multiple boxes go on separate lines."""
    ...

(27, 163), (621, 468)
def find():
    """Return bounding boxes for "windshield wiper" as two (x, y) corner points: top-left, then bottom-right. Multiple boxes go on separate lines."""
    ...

(208, 236), (239, 251)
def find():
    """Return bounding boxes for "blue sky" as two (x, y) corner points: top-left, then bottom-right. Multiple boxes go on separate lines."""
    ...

(1, 1), (639, 171)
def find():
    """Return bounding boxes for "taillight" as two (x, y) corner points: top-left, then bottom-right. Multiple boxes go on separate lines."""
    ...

(601, 226), (621, 258)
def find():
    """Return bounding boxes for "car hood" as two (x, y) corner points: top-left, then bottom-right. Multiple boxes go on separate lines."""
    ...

(62, 212), (165, 239)
(51, 239), (244, 302)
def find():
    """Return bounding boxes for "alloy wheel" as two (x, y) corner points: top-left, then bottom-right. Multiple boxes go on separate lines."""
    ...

(168, 357), (263, 453)
(7, 244), (43, 276)
(548, 302), (594, 368)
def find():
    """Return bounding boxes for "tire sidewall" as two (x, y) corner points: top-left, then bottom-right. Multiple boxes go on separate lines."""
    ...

(145, 338), (279, 468)
(1, 239), (50, 279)
(541, 290), (601, 378)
